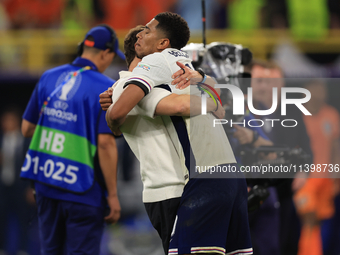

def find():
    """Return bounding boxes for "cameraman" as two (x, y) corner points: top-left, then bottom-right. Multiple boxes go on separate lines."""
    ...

(248, 59), (313, 255)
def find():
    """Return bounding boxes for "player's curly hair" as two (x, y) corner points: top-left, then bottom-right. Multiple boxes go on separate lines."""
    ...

(154, 12), (190, 50)
(124, 25), (144, 67)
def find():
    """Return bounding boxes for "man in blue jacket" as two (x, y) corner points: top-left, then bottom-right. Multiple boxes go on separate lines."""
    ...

(20, 25), (122, 255)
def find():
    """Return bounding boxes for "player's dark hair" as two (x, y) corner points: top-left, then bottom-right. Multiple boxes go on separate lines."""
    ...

(154, 12), (190, 50)
(124, 25), (144, 67)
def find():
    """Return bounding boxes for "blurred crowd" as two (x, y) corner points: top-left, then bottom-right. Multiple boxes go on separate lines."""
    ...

(0, 0), (340, 33)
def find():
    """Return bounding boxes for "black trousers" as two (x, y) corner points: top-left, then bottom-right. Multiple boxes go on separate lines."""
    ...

(144, 197), (181, 255)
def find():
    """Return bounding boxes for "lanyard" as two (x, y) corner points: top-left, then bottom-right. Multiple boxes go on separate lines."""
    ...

(40, 66), (92, 116)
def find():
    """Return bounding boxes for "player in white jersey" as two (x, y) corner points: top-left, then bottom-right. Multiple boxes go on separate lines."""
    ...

(104, 13), (252, 255)
(110, 66), (224, 203)
(101, 25), (225, 254)
(111, 68), (228, 253)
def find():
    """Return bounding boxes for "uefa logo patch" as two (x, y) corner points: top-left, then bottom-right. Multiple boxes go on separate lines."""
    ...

(136, 63), (151, 71)
(55, 71), (82, 101)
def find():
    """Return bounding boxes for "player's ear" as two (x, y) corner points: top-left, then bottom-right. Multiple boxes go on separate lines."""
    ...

(157, 38), (170, 50)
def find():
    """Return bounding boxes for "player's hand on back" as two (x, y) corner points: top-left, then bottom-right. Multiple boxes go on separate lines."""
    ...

(99, 87), (113, 111)
(172, 61), (202, 90)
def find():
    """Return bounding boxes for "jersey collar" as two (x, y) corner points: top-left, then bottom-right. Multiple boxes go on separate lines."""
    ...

(72, 57), (98, 71)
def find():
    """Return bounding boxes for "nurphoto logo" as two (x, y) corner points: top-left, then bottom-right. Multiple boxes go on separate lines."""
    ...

(200, 84), (312, 128)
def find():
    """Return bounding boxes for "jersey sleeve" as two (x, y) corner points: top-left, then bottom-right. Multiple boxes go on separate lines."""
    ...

(22, 82), (41, 124)
(124, 53), (173, 96)
(136, 87), (172, 118)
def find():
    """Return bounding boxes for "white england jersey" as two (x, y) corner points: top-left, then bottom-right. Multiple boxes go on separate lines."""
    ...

(112, 71), (188, 203)
(126, 48), (236, 171)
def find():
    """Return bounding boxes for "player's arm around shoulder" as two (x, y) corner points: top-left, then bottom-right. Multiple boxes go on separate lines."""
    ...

(155, 93), (190, 116)
(155, 93), (225, 119)
(97, 133), (120, 224)
(106, 85), (145, 133)
(105, 54), (171, 131)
